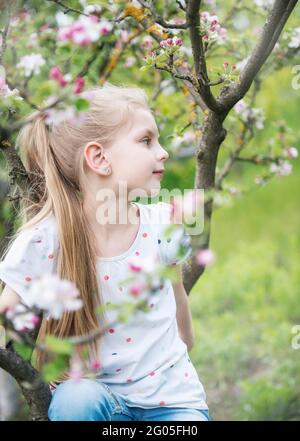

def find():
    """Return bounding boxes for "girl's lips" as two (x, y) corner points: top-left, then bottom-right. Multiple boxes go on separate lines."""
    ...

(153, 171), (164, 178)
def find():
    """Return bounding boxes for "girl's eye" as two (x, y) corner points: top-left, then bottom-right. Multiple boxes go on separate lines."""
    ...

(141, 137), (151, 146)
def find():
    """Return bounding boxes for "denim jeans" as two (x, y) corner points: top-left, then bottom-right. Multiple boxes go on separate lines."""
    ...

(48, 378), (210, 421)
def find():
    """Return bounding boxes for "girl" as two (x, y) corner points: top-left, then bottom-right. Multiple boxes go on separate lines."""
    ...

(0, 82), (209, 421)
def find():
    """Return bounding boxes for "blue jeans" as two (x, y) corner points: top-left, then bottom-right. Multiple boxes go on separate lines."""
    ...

(48, 378), (210, 421)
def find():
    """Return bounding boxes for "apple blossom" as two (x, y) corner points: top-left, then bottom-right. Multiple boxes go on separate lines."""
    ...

(16, 53), (46, 77)
(288, 27), (300, 49)
(57, 14), (112, 46)
(254, 0), (275, 10)
(0, 79), (22, 101)
(234, 99), (265, 129)
(5, 304), (41, 333)
(24, 274), (83, 320)
(49, 66), (68, 87)
(74, 77), (85, 94)
(45, 105), (87, 127)
(124, 56), (136, 68)
(270, 160), (293, 176)
(170, 190), (204, 225)
(200, 11), (227, 45)
(196, 249), (216, 266)
(283, 146), (298, 158)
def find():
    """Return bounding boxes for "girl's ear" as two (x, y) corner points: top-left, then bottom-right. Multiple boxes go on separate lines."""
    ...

(84, 142), (111, 176)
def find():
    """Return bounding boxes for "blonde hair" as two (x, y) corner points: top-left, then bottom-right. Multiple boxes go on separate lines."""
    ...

(2, 81), (150, 382)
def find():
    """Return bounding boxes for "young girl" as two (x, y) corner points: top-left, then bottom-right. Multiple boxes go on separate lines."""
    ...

(0, 82), (209, 421)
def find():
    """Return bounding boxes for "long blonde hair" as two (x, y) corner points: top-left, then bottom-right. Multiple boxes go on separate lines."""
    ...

(3, 81), (150, 382)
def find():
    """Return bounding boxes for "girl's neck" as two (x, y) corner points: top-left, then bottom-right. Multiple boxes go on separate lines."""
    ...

(83, 197), (140, 256)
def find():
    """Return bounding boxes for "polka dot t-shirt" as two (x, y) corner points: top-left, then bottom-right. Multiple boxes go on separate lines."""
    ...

(0, 201), (208, 410)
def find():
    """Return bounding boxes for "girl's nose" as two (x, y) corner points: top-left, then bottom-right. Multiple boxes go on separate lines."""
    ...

(157, 146), (169, 161)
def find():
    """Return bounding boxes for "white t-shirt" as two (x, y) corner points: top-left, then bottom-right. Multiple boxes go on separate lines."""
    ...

(0, 201), (208, 410)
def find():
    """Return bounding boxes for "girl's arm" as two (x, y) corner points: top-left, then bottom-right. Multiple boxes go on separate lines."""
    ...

(172, 265), (195, 352)
(0, 285), (21, 314)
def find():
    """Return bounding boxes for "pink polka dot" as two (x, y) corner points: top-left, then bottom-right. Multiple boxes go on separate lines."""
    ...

(142, 232), (148, 238)
(104, 275), (109, 281)
(108, 328), (115, 334)
(159, 401), (166, 406)
(135, 251), (140, 256)
(149, 371), (155, 376)
(150, 303), (154, 308)
(126, 378), (132, 383)
(185, 372), (189, 377)
(48, 254), (54, 259)
(126, 337), (132, 343)
(35, 239), (42, 243)
(25, 277), (32, 282)
(116, 368), (122, 372)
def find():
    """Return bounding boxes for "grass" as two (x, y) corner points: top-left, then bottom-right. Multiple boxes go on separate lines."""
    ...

(189, 162), (300, 420)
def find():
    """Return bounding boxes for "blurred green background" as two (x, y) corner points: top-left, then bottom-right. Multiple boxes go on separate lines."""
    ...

(163, 65), (300, 421)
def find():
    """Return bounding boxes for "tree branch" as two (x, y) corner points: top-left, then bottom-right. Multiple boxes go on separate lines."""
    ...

(220, 0), (298, 109)
(186, 0), (224, 113)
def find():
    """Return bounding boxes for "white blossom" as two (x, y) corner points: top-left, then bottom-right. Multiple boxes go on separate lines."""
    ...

(55, 11), (73, 28)
(270, 160), (293, 176)
(234, 99), (265, 129)
(16, 53), (46, 77)
(25, 274), (83, 320)
(254, 0), (274, 10)
(6, 304), (40, 332)
(284, 146), (298, 158)
(288, 27), (300, 49)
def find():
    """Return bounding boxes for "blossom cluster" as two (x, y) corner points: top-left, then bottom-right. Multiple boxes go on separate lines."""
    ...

(56, 11), (112, 46)
(4, 275), (83, 332)
(200, 11), (227, 45)
(234, 99), (266, 130)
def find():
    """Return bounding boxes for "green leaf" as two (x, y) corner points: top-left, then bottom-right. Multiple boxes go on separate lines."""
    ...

(74, 97), (90, 112)
(42, 353), (69, 383)
(45, 335), (73, 355)
(14, 342), (33, 360)
(140, 65), (152, 72)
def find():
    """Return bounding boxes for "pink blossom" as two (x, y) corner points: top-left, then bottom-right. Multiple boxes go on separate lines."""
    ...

(196, 249), (215, 266)
(57, 15), (112, 47)
(141, 36), (153, 48)
(124, 56), (136, 68)
(160, 40), (168, 47)
(284, 146), (298, 158)
(74, 77), (85, 94)
(5, 304), (38, 332)
(170, 190), (204, 225)
(49, 66), (68, 87)
(160, 36), (183, 48)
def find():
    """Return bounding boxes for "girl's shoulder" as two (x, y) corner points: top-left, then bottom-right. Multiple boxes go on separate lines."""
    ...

(137, 200), (173, 226)
(0, 213), (59, 305)
(137, 201), (192, 266)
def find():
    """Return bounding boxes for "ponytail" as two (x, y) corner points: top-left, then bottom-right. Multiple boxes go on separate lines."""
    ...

(16, 111), (106, 382)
